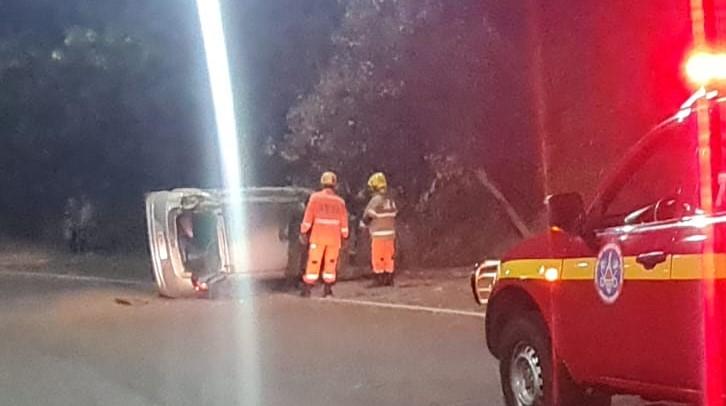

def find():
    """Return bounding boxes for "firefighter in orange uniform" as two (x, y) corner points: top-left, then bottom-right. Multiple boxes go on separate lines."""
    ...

(300, 171), (349, 297)
(361, 172), (398, 286)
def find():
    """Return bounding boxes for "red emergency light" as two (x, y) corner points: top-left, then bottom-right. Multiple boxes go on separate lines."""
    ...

(686, 51), (726, 85)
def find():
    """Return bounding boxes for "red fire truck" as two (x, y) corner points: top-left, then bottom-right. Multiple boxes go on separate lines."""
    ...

(473, 79), (726, 404)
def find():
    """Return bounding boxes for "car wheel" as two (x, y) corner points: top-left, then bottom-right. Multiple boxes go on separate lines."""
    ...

(500, 313), (552, 406)
(499, 312), (611, 406)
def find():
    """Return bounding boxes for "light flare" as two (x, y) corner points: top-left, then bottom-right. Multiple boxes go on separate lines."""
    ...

(195, 1), (258, 404)
(686, 52), (726, 85)
(689, 0), (724, 402)
(544, 267), (559, 282)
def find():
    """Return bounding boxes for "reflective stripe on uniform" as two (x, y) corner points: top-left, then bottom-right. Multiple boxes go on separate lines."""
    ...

(322, 273), (335, 280)
(303, 274), (319, 282)
(315, 219), (341, 225)
(371, 230), (395, 237)
(367, 210), (396, 219)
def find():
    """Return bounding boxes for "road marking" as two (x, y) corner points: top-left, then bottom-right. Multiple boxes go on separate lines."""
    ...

(0, 271), (489, 317)
(316, 297), (485, 318)
(0, 270), (148, 286)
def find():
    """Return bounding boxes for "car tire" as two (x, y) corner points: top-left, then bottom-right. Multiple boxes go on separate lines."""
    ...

(499, 312), (611, 406)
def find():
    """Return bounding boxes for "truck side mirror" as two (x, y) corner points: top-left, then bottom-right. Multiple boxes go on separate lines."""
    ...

(546, 193), (585, 234)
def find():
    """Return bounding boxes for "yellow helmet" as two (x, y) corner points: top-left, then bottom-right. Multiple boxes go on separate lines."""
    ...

(320, 171), (338, 187)
(367, 172), (387, 192)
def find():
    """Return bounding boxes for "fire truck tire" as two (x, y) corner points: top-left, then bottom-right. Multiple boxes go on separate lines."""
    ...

(498, 312), (611, 406)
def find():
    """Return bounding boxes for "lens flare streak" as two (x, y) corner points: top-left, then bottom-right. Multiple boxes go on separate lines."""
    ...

(195, 1), (259, 404)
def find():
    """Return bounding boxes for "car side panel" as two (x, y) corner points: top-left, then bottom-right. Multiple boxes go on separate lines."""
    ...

(555, 279), (701, 389)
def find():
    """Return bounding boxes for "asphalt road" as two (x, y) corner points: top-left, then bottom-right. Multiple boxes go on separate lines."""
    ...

(0, 273), (677, 406)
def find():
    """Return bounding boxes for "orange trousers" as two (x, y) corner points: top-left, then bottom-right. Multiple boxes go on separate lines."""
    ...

(371, 239), (395, 274)
(303, 243), (340, 285)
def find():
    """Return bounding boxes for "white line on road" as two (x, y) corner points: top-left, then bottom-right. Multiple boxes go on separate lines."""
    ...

(0, 270), (487, 319)
(0, 270), (148, 286)
(316, 297), (485, 318)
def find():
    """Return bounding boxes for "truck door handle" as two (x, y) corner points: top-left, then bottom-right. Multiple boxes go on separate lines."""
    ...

(636, 251), (667, 270)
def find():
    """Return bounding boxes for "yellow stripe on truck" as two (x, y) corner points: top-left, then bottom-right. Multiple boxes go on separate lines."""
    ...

(499, 259), (563, 280)
(562, 258), (595, 280)
(671, 253), (726, 280)
(623, 256), (671, 280)
(501, 254), (726, 282)
(567, 257), (669, 281)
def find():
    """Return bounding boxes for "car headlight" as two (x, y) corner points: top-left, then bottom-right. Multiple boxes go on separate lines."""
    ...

(471, 259), (500, 305)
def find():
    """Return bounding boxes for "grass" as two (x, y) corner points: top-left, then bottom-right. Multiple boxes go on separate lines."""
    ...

(0, 242), (152, 281)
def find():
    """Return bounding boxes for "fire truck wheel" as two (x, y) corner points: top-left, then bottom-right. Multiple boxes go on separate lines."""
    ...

(499, 312), (612, 406)
(499, 312), (552, 406)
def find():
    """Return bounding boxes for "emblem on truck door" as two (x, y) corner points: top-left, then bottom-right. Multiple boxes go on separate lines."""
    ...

(595, 243), (624, 304)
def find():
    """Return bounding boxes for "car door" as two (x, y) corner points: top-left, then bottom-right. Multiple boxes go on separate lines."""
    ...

(146, 189), (230, 298)
(556, 115), (701, 390)
(146, 190), (196, 298)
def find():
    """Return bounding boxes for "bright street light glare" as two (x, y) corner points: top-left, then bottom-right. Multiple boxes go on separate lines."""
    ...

(196, 0), (252, 274)
(196, 0), (242, 192)
(686, 51), (726, 85)
(195, 1), (258, 404)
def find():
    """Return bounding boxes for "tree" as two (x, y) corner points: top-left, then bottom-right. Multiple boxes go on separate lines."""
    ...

(527, 0), (692, 200)
(222, 0), (342, 185)
(0, 1), (207, 246)
(0, 0), (343, 248)
(279, 0), (539, 266)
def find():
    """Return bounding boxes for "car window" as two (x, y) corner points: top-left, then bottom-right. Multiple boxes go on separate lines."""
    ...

(600, 118), (699, 228)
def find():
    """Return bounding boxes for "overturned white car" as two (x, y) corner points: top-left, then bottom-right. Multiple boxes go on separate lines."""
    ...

(145, 187), (311, 298)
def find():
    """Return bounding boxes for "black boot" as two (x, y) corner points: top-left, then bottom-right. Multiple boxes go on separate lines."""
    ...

(323, 283), (334, 298)
(384, 273), (394, 286)
(369, 274), (382, 287)
(301, 284), (312, 298)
